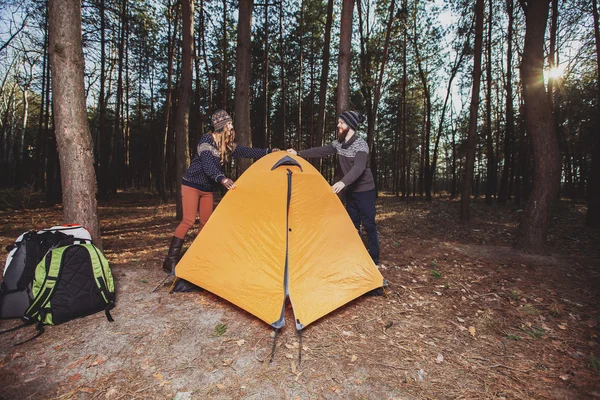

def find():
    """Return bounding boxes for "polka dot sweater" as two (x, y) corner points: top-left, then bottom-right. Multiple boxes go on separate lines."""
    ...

(182, 133), (271, 192)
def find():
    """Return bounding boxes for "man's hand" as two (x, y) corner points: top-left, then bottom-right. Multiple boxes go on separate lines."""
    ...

(271, 148), (280, 152)
(222, 178), (236, 190)
(332, 181), (345, 194)
(287, 148), (298, 155)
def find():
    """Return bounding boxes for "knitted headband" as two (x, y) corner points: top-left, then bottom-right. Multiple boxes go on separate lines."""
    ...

(339, 111), (366, 131)
(211, 109), (232, 132)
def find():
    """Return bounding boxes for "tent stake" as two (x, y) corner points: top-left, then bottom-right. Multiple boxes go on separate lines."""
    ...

(269, 328), (280, 364)
(151, 274), (171, 293)
(297, 328), (303, 365)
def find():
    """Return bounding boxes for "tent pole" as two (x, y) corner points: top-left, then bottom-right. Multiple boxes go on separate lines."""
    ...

(269, 328), (280, 363)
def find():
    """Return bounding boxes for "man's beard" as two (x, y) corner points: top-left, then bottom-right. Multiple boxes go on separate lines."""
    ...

(337, 126), (349, 142)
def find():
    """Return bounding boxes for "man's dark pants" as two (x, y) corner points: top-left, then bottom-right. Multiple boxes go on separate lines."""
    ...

(345, 188), (380, 265)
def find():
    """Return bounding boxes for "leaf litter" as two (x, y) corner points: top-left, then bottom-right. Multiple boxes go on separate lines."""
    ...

(0, 192), (598, 399)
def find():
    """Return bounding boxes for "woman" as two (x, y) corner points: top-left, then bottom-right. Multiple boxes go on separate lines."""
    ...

(162, 109), (276, 273)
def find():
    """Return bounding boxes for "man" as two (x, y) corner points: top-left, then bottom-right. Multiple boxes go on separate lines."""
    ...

(287, 110), (380, 265)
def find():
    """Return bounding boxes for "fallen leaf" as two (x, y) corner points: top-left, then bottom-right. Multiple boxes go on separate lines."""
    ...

(236, 339), (246, 346)
(285, 353), (294, 359)
(559, 375), (570, 381)
(216, 383), (226, 389)
(351, 355), (358, 363)
(66, 354), (92, 370)
(457, 317), (465, 323)
(69, 374), (82, 382)
(558, 324), (567, 330)
(87, 355), (106, 368)
(222, 359), (233, 366)
(436, 353), (444, 363)
(78, 387), (95, 394)
(291, 361), (297, 374)
(153, 372), (164, 382)
(11, 352), (24, 360)
(285, 344), (294, 349)
(468, 326), (476, 337)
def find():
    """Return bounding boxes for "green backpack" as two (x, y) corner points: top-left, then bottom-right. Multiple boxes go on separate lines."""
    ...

(16, 244), (115, 341)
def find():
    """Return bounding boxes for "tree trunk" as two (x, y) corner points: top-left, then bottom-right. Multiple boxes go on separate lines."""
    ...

(260, 1), (270, 149)
(297, 1), (304, 148)
(110, 0), (126, 193)
(158, 1), (177, 199)
(587, 0), (600, 227)
(48, 0), (101, 246)
(175, 0), (193, 220)
(234, 0), (254, 175)
(428, 28), (469, 201)
(278, 0), (287, 149)
(220, 0), (228, 109)
(515, 0), (561, 253)
(484, 0), (496, 205)
(336, 0), (353, 116)
(35, 12), (48, 192)
(460, 0), (484, 221)
(401, 2), (408, 198)
(97, 0), (108, 195)
(315, 0), (334, 169)
(200, 0), (212, 111)
(498, 0), (514, 204)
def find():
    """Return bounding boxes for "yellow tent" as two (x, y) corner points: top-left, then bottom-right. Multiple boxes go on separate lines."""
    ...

(175, 152), (384, 329)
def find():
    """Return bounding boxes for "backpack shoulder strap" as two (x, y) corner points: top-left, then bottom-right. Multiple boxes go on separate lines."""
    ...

(85, 244), (115, 322)
(22, 246), (70, 324)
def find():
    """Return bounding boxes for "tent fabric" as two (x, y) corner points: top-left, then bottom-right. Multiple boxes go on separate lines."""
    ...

(175, 152), (384, 329)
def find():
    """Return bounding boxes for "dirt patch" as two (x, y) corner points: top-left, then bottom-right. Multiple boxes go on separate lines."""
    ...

(1, 192), (599, 399)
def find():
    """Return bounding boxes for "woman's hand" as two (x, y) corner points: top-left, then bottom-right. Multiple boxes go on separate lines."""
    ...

(222, 178), (236, 190)
(287, 148), (297, 155)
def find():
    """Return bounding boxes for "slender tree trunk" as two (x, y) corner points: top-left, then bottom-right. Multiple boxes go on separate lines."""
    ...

(110, 0), (126, 193)
(159, 1), (177, 199)
(48, 0), (101, 245)
(260, 1), (270, 149)
(371, 0), (395, 192)
(336, 0), (353, 116)
(97, 0), (106, 193)
(36, 12), (48, 192)
(174, 0), (193, 219)
(200, 0), (212, 111)
(297, 1), (304, 148)
(401, 3), (408, 198)
(220, 0), (228, 109)
(234, 0), (254, 175)
(587, 0), (600, 227)
(485, 0), (495, 205)
(315, 0), (334, 169)
(547, 0), (558, 109)
(498, 0), (514, 203)
(278, 0), (287, 149)
(428, 31), (469, 201)
(515, 0), (561, 253)
(460, 0), (484, 221)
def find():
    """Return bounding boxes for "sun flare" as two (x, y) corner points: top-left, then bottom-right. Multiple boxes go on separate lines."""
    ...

(548, 65), (565, 79)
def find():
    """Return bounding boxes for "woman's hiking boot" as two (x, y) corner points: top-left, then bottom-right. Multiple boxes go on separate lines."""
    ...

(162, 236), (184, 273)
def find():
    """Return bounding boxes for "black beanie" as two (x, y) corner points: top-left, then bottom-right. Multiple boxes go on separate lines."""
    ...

(339, 111), (366, 131)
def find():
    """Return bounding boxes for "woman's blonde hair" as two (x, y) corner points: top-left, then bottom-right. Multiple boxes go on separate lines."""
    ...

(212, 123), (236, 164)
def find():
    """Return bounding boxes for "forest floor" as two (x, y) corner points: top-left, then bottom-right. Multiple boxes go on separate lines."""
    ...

(0, 190), (599, 400)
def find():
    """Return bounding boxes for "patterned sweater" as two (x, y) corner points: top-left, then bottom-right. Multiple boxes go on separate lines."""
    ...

(299, 133), (375, 192)
(182, 133), (271, 192)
